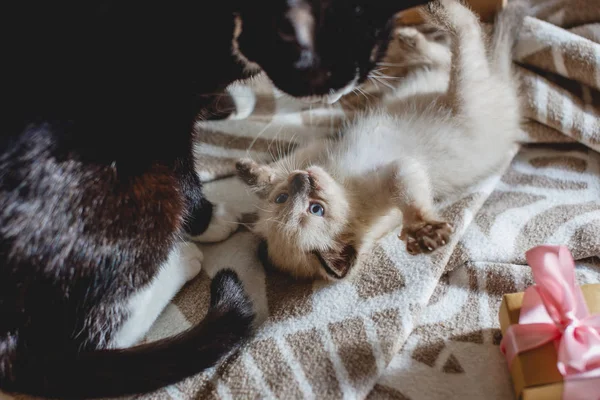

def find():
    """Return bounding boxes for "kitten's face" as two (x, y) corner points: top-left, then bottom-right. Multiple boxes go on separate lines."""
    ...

(236, 159), (357, 280)
(235, 0), (429, 102)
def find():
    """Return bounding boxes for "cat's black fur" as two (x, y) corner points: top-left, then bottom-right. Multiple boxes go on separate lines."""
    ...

(0, 0), (429, 398)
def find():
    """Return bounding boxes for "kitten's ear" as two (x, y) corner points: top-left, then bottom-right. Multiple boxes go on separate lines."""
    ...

(235, 158), (275, 198)
(314, 243), (358, 280)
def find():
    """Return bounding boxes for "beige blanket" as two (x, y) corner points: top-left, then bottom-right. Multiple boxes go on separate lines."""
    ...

(142, 1), (600, 399)
(6, 1), (599, 399)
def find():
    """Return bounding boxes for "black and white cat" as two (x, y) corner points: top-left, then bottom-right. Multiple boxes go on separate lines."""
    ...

(0, 1), (428, 398)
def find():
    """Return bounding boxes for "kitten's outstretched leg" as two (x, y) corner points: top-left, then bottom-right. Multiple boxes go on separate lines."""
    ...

(426, 0), (491, 115)
(383, 160), (453, 255)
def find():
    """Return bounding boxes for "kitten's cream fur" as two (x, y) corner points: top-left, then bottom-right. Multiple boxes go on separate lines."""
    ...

(237, 0), (526, 281)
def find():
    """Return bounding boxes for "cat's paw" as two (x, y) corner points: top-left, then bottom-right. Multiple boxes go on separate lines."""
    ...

(400, 220), (453, 255)
(180, 242), (204, 282)
(189, 203), (240, 243)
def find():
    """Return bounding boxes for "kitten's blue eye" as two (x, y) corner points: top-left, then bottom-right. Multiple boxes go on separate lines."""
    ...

(309, 203), (325, 217)
(275, 193), (289, 204)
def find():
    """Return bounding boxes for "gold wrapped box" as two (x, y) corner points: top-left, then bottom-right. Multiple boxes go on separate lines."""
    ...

(498, 284), (600, 400)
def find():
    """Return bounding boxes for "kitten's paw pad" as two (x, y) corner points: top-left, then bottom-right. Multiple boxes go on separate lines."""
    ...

(236, 158), (265, 185)
(180, 243), (204, 282)
(189, 203), (241, 243)
(401, 221), (453, 255)
(236, 158), (255, 175)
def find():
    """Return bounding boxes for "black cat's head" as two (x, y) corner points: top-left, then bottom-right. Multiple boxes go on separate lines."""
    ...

(235, 0), (429, 102)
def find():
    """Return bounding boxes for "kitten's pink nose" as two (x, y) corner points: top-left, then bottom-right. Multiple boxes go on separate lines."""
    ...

(289, 172), (310, 195)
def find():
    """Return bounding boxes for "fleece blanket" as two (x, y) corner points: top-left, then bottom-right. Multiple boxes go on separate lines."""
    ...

(369, 1), (600, 399)
(133, 1), (600, 399)
(5, 1), (599, 399)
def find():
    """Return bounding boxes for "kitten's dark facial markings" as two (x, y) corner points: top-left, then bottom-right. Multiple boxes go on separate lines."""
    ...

(290, 172), (311, 195)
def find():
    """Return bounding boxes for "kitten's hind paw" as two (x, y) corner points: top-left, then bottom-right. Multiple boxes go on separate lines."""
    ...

(401, 220), (453, 255)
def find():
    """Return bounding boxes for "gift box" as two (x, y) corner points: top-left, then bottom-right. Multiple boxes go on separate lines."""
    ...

(498, 245), (600, 400)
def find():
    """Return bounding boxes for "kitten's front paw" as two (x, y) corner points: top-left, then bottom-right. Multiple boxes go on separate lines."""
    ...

(235, 158), (263, 185)
(180, 242), (204, 282)
(400, 221), (453, 255)
(189, 203), (240, 243)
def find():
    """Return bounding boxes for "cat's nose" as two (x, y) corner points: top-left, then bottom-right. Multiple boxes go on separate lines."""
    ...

(289, 172), (310, 195)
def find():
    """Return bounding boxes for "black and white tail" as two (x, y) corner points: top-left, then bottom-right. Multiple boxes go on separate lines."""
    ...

(0, 269), (254, 399)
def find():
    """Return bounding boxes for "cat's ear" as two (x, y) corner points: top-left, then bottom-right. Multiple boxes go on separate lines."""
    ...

(313, 242), (357, 280)
(235, 158), (275, 199)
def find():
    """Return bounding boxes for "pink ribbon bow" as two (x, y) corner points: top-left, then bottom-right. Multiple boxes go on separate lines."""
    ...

(500, 245), (600, 400)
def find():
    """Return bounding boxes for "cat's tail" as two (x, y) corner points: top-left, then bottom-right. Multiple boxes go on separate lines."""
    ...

(0, 269), (254, 400)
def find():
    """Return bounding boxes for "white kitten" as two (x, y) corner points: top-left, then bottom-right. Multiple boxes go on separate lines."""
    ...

(237, 0), (526, 280)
